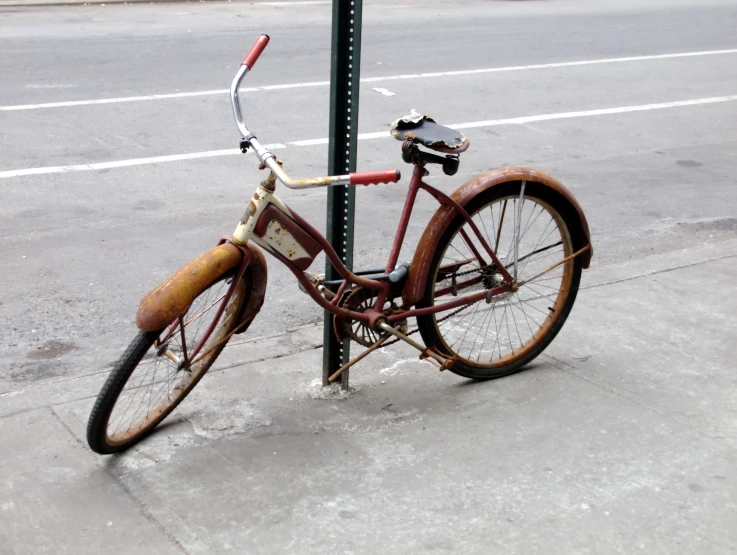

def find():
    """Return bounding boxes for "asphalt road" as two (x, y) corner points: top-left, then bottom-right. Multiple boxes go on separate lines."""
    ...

(1, 0), (737, 388)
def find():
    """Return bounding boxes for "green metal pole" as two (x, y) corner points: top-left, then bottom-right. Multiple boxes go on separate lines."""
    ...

(323, 0), (362, 389)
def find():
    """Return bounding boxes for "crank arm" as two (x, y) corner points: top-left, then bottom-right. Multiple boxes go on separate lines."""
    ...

(377, 322), (456, 371)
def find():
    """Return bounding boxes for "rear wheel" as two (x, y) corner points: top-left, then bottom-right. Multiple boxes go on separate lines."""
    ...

(87, 270), (249, 454)
(416, 181), (583, 380)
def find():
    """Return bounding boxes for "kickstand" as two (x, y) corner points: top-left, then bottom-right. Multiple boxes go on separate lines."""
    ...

(327, 334), (389, 383)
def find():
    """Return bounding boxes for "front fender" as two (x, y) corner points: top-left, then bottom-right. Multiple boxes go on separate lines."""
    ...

(236, 242), (268, 334)
(403, 167), (592, 307)
(136, 242), (267, 332)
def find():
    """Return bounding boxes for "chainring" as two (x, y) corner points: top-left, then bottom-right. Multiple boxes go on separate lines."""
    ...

(333, 287), (407, 347)
(333, 287), (381, 347)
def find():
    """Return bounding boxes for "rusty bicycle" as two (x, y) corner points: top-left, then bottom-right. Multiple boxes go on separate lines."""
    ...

(87, 35), (593, 454)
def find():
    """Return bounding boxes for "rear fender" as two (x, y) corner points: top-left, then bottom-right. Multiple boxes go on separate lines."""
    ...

(136, 242), (268, 332)
(403, 167), (592, 307)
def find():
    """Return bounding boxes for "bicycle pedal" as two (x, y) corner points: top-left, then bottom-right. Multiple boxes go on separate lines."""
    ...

(419, 346), (456, 371)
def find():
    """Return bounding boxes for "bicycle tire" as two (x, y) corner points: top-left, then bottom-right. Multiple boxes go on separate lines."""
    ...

(87, 270), (249, 454)
(416, 181), (583, 380)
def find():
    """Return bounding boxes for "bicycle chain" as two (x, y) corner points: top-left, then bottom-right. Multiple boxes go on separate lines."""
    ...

(455, 267), (484, 277)
(449, 265), (495, 278)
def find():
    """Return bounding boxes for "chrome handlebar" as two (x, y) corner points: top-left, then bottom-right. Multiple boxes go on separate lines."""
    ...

(230, 35), (400, 190)
(230, 64), (252, 140)
(229, 41), (350, 189)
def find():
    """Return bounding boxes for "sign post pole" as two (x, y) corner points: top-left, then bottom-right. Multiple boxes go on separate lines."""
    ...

(323, 0), (363, 390)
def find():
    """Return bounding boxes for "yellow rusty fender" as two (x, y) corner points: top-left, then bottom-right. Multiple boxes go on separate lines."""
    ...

(403, 167), (593, 307)
(136, 242), (268, 332)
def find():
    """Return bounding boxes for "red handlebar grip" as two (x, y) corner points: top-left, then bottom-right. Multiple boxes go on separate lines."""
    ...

(349, 169), (401, 186)
(242, 34), (270, 69)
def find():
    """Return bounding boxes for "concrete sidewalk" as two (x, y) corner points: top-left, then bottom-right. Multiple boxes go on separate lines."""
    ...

(1, 238), (736, 554)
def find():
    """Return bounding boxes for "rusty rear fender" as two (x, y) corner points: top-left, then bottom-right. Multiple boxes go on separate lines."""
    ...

(136, 242), (268, 332)
(403, 167), (592, 307)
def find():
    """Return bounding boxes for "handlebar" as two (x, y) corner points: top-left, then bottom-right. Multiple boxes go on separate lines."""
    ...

(230, 35), (401, 190)
(350, 170), (402, 186)
(241, 34), (270, 69)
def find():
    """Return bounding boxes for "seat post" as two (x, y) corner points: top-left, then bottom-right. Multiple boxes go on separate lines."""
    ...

(384, 164), (424, 275)
(402, 141), (460, 176)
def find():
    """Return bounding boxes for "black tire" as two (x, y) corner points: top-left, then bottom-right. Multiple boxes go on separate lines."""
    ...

(416, 181), (583, 380)
(87, 271), (249, 454)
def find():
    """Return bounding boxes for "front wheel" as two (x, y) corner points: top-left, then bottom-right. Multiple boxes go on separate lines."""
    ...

(87, 270), (249, 454)
(416, 181), (583, 380)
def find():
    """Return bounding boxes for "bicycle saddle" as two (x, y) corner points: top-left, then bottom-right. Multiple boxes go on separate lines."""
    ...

(391, 111), (469, 154)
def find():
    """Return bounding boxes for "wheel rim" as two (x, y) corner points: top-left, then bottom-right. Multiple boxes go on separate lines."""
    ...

(105, 275), (246, 446)
(430, 193), (574, 368)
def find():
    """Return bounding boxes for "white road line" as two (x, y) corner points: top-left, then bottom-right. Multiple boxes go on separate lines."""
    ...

(1, 95), (735, 179)
(0, 144), (286, 178)
(446, 95), (737, 129)
(260, 1), (331, 5)
(2, 48), (736, 112)
(1, 89), (231, 111)
(290, 137), (330, 147)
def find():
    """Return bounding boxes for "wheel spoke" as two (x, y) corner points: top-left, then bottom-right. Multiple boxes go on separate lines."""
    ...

(103, 274), (246, 445)
(425, 188), (577, 372)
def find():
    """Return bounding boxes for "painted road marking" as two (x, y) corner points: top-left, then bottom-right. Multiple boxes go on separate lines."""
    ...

(2, 95), (736, 179)
(0, 144), (287, 179)
(2, 48), (736, 112)
(261, 0), (333, 6)
(260, 1), (330, 5)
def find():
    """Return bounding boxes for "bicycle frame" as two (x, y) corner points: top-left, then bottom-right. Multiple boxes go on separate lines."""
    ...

(233, 163), (515, 330)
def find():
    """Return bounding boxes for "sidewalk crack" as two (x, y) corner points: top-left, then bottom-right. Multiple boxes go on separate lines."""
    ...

(105, 467), (191, 555)
(542, 354), (736, 451)
(581, 253), (736, 291)
(48, 406), (87, 450)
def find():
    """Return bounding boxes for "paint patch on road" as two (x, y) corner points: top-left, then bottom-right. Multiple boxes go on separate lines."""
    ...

(373, 87), (396, 97)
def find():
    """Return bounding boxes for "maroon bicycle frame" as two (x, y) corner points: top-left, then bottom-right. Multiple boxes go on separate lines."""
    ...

(260, 164), (513, 327)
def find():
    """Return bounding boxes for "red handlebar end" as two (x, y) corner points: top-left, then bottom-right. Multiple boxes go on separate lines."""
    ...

(242, 34), (271, 69)
(349, 169), (401, 186)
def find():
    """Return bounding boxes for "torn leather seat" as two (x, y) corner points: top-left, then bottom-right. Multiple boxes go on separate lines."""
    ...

(391, 111), (469, 154)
